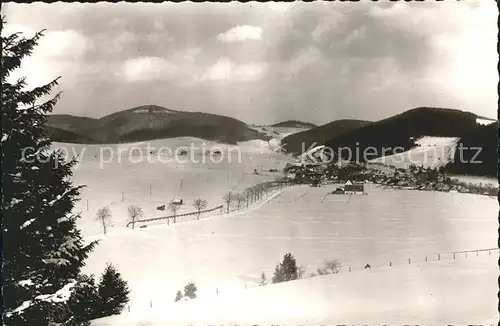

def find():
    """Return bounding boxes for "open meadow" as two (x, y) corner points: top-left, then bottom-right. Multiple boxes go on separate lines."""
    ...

(54, 137), (296, 237)
(54, 136), (498, 324)
(77, 164), (497, 322)
(91, 250), (499, 325)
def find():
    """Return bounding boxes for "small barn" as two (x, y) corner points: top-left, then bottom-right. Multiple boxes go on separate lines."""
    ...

(344, 180), (364, 194)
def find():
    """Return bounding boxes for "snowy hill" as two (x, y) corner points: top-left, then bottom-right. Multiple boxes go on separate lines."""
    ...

(78, 183), (497, 324)
(367, 136), (460, 169)
(476, 116), (496, 126)
(298, 144), (331, 163)
(46, 105), (270, 144)
(90, 251), (498, 325)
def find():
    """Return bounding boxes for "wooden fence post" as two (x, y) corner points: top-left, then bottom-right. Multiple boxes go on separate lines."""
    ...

(425, 256), (427, 262)
(453, 253), (455, 259)
(128, 305), (130, 312)
(408, 258), (411, 264)
(438, 253), (440, 261)
(389, 262), (392, 267)
(476, 250), (478, 256)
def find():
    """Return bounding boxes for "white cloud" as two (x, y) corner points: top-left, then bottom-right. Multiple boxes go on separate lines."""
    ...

(267, 2), (294, 13)
(1, 26), (91, 60)
(172, 47), (201, 64)
(2, 26), (91, 89)
(341, 26), (367, 46)
(37, 30), (92, 59)
(282, 47), (322, 79)
(216, 25), (262, 43)
(200, 58), (267, 83)
(311, 11), (344, 43)
(120, 56), (179, 82)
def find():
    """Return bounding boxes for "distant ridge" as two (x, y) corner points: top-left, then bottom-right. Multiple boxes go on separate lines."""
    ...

(45, 105), (270, 144)
(270, 120), (317, 128)
(43, 125), (100, 144)
(281, 119), (371, 155)
(323, 107), (479, 161)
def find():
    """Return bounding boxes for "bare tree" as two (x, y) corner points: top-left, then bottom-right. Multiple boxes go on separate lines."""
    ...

(249, 186), (257, 202)
(324, 259), (342, 274)
(234, 193), (246, 210)
(223, 192), (233, 214)
(127, 205), (144, 229)
(192, 198), (208, 220)
(245, 189), (251, 208)
(96, 206), (112, 235)
(275, 176), (287, 190)
(168, 201), (180, 223)
(254, 184), (263, 201)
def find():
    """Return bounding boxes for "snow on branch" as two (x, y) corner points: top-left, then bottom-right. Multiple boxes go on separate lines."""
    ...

(6, 280), (77, 317)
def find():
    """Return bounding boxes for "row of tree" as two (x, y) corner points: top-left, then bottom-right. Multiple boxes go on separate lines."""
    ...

(95, 176), (291, 234)
(94, 197), (210, 233)
(222, 178), (289, 214)
(2, 19), (130, 325)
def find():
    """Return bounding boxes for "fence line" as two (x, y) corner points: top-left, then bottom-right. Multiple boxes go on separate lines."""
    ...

(125, 180), (295, 227)
(126, 205), (224, 227)
(125, 247), (499, 313)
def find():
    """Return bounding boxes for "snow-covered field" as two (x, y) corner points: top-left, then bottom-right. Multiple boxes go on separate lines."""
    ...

(82, 183), (497, 322)
(54, 137), (296, 237)
(451, 175), (498, 187)
(251, 126), (311, 153)
(91, 250), (499, 325)
(368, 136), (460, 169)
(476, 117), (497, 126)
(55, 135), (497, 324)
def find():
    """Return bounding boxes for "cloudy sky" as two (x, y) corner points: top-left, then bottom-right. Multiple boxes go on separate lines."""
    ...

(2, 1), (497, 124)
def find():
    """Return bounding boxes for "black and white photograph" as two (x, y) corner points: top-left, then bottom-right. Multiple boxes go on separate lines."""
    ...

(2, 1), (498, 325)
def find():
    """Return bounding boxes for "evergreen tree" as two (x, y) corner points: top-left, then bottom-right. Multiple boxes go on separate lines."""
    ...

(281, 253), (298, 281)
(97, 263), (130, 318)
(183, 282), (197, 299)
(2, 19), (97, 325)
(61, 274), (101, 326)
(174, 290), (183, 302)
(259, 272), (267, 286)
(271, 263), (285, 284)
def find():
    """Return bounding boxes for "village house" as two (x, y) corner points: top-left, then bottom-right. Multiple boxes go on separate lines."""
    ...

(344, 180), (365, 195)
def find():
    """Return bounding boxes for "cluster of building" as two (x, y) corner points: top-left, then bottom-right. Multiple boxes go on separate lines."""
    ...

(283, 162), (366, 194)
(282, 161), (496, 197)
